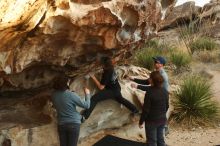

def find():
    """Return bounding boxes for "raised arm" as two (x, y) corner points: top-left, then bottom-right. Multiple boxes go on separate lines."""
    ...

(127, 75), (150, 85)
(137, 84), (149, 91)
(133, 78), (150, 85)
(131, 83), (149, 91)
(70, 88), (91, 109)
(90, 75), (105, 90)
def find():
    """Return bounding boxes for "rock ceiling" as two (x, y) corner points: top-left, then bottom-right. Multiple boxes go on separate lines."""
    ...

(0, 0), (219, 93)
(0, 0), (175, 93)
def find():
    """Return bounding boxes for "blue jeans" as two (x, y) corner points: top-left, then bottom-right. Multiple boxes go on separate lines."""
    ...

(58, 123), (80, 146)
(145, 123), (166, 146)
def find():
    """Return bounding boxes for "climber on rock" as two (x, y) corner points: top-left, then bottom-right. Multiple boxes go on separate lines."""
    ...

(82, 56), (139, 120)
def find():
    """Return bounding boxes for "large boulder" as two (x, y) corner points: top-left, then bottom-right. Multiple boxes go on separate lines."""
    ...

(0, 0), (172, 74)
(159, 1), (201, 30)
(199, 0), (220, 23)
(0, 65), (149, 146)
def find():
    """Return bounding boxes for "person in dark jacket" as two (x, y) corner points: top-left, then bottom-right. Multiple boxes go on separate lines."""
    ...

(52, 76), (90, 146)
(131, 71), (169, 146)
(128, 56), (170, 135)
(82, 56), (138, 119)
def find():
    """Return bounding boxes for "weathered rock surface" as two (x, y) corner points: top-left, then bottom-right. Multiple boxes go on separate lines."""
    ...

(0, 0), (178, 145)
(0, 65), (150, 146)
(2, 0), (220, 145)
(159, 0), (220, 31)
(199, 0), (220, 23)
(159, 2), (201, 30)
(0, 64), (177, 146)
(0, 0), (177, 94)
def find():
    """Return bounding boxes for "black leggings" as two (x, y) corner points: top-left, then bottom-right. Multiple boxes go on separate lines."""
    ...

(58, 123), (80, 146)
(83, 88), (138, 119)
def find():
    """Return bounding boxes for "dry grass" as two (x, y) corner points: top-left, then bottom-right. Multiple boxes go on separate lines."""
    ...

(193, 50), (220, 63)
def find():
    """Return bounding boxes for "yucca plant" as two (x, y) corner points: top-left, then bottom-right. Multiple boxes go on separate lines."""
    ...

(170, 52), (192, 69)
(172, 75), (219, 126)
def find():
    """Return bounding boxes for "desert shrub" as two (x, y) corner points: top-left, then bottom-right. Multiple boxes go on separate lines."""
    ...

(177, 21), (201, 54)
(189, 37), (218, 53)
(179, 21), (200, 38)
(145, 39), (160, 49)
(134, 40), (172, 70)
(171, 75), (219, 126)
(170, 52), (192, 69)
(194, 50), (220, 63)
(177, 19), (216, 55)
(135, 47), (160, 70)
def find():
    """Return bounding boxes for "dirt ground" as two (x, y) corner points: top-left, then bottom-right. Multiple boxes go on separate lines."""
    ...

(166, 125), (220, 146)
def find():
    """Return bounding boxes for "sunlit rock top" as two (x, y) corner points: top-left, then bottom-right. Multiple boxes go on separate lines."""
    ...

(0, 0), (175, 92)
(0, 0), (174, 73)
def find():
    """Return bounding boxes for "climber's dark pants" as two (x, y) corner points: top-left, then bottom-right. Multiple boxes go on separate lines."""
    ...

(58, 123), (80, 146)
(83, 88), (138, 119)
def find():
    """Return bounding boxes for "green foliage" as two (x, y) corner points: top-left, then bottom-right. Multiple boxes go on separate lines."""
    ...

(134, 40), (172, 70)
(135, 48), (155, 70)
(170, 52), (192, 69)
(177, 21), (201, 54)
(172, 75), (219, 126)
(189, 37), (218, 53)
(179, 21), (200, 38)
(177, 19), (215, 55)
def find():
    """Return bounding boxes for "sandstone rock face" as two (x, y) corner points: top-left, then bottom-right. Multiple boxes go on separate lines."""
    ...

(159, 1), (201, 30)
(0, 65), (150, 146)
(0, 0), (175, 94)
(0, 0), (177, 145)
(199, 0), (220, 23)
(159, 0), (220, 31)
(0, 65), (176, 146)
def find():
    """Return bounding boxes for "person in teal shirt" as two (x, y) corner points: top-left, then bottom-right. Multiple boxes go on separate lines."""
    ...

(52, 76), (90, 146)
